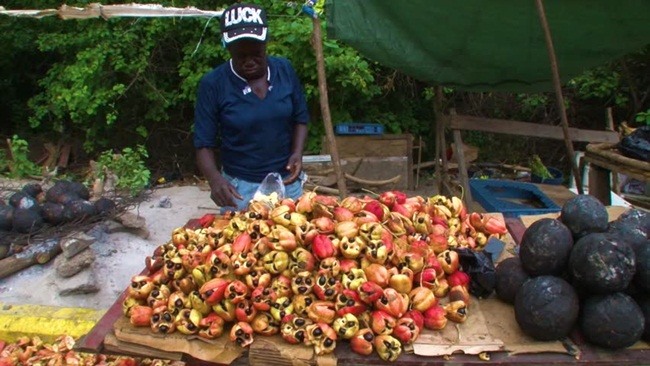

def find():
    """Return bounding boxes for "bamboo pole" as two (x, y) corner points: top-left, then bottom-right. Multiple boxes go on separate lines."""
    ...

(535, 0), (584, 194)
(311, 16), (347, 198)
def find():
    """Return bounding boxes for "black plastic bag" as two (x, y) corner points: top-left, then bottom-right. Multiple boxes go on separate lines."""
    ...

(455, 247), (497, 298)
(618, 126), (650, 162)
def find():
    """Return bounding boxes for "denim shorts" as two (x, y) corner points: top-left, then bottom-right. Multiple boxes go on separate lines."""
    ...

(219, 171), (306, 213)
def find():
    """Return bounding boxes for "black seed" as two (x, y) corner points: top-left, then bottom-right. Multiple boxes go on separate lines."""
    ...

(318, 277), (326, 286)
(325, 289), (334, 296)
(458, 307), (466, 315)
(305, 278), (312, 285)
(295, 278), (303, 284)
(152, 314), (160, 322)
(347, 299), (355, 306)
(230, 292), (236, 299)
(163, 313), (172, 321)
(175, 299), (183, 307)
(313, 327), (322, 337)
(188, 323), (196, 330)
(160, 325), (169, 333)
(296, 318), (305, 326)
(284, 213), (291, 220)
(139, 280), (147, 286)
(324, 338), (333, 347)
(152, 289), (160, 297)
(363, 332), (374, 342)
(384, 340), (391, 347)
(296, 331), (305, 342)
(131, 282), (138, 288)
(175, 264), (182, 270)
(328, 278), (336, 285)
(236, 337), (243, 344)
(236, 329), (244, 336)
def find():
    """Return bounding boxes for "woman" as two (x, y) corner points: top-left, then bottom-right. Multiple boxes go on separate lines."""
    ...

(194, 3), (309, 212)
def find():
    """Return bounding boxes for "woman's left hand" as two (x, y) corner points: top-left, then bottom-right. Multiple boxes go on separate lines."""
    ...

(283, 153), (303, 184)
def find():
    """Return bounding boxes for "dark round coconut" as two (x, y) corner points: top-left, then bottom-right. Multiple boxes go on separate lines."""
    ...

(12, 208), (44, 233)
(41, 202), (67, 225)
(569, 233), (636, 294)
(94, 197), (116, 216)
(608, 209), (649, 254)
(520, 218), (573, 276)
(45, 180), (77, 204)
(69, 181), (90, 200)
(514, 276), (579, 341)
(8, 192), (38, 209)
(581, 292), (644, 349)
(636, 297), (650, 341)
(614, 208), (649, 237)
(21, 183), (43, 199)
(560, 194), (609, 239)
(495, 256), (530, 304)
(632, 243), (650, 293)
(63, 199), (97, 222)
(0, 205), (14, 231)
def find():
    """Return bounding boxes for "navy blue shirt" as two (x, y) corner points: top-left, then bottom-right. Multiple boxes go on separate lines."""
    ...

(194, 56), (309, 182)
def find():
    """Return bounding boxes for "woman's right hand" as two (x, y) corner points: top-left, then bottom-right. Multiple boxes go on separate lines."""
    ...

(209, 175), (242, 208)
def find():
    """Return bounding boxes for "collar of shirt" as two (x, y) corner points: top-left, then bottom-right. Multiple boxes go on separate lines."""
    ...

(229, 59), (272, 95)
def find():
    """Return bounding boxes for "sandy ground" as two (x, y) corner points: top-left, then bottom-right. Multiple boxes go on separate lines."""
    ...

(0, 184), (218, 310)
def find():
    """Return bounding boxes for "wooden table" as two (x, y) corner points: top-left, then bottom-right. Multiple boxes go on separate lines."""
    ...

(78, 199), (650, 365)
(583, 144), (650, 206)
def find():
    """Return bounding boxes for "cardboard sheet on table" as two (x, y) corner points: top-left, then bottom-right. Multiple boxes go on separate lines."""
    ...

(113, 317), (243, 363)
(413, 298), (503, 356)
(249, 336), (336, 366)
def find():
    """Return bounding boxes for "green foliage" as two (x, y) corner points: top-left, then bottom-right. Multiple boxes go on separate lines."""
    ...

(96, 145), (151, 195)
(635, 109), (650, 126)
(0, 1), (647, 172)
(2, 135), (41, 178)
(568, 67), (627, 106)
(529, 155), (552, 179)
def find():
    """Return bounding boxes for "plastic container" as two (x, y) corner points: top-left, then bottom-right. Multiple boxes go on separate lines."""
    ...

(470, 179), (561, 218)
(531, 167), (564, 185)
(335, 123), (384, 135)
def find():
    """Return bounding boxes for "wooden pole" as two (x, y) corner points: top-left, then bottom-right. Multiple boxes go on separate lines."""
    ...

(535, 0), (584, 194)
(433, 86), (446, 195)
(311, 16), (347, 198)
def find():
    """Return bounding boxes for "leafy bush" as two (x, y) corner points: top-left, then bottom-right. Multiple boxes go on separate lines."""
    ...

(96, 145), (151, 195)
(1, 135), (41, 179)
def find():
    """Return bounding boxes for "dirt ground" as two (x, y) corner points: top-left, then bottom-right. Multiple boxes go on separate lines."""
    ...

(0, 180), (440, 310)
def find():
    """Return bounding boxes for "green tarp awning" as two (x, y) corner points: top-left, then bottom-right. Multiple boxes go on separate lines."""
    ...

(326, 0), (650, 92)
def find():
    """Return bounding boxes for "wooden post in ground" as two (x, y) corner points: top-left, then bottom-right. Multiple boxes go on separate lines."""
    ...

(535, 0), (584, 194)
(311, 15), (347, 198)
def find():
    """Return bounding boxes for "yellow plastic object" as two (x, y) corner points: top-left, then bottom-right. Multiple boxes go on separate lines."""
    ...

(0, 302), (104, 342)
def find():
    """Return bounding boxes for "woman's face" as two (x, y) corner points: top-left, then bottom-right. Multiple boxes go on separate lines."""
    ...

(228, 40), (267, 80)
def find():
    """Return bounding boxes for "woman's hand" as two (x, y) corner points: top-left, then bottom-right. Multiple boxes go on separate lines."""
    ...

(209, 175), (242, 208)
(283, 152), (303, 185)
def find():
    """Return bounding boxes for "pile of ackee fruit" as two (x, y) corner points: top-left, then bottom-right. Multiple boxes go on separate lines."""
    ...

(123, 191), (507, 362)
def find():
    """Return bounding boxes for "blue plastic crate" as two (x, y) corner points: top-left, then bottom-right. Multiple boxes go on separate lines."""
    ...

(469, 179), (561, 217)
(335, 123), (384, 135)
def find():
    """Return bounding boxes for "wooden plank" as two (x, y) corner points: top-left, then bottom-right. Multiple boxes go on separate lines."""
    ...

(449, 115), (619, 143)
(321, 134), (413, 158)
(453, 129), (472, 204)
